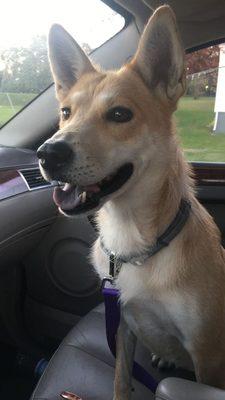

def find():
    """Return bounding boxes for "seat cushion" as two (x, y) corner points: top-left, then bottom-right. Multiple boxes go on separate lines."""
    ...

(30, 304), (194, 400)
(31, 304), (153, 399)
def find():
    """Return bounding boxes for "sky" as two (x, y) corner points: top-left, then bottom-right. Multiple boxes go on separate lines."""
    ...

(0, 0), (124, 50)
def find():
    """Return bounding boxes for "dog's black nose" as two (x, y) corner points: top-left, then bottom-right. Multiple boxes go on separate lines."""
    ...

(37, 141), (73, 170)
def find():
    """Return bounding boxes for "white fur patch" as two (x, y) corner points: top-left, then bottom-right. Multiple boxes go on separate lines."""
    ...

(99, 202), (147, 257)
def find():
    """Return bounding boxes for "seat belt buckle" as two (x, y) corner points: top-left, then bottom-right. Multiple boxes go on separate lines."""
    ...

(101, 276), (120, 297)
(60, 391), (82, 400)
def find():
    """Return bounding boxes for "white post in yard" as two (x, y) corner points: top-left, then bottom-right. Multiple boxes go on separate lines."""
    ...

(214, 44), (225, 133)
(6, 93), (16, 113)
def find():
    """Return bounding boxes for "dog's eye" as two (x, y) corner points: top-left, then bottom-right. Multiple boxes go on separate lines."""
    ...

(61, 107), (71, 120)
(106, 107), (133, 123)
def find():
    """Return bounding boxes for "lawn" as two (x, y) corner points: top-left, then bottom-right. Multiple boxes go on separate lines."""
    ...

(175, 96), (225, 162)
(0, 105), (21, 127)
(0, 92), (36, 128)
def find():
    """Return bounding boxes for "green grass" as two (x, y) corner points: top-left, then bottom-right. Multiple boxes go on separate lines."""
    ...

(0, 92), (37, 127)
(175, 96), (225, 162)
(0, 105), (21, 127)
(0, 92), (36, 106)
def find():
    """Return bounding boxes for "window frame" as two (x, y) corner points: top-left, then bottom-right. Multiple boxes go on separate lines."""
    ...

(194, 162), (225, 186)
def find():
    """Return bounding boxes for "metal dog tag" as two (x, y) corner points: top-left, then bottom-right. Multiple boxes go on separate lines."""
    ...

(60, 391), (82, 400)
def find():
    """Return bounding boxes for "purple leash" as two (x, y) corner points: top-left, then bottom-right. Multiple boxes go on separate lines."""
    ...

(102, 278), (158, 394)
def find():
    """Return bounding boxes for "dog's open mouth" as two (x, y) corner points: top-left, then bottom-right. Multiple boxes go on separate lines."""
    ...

(53, 163), (133, 215)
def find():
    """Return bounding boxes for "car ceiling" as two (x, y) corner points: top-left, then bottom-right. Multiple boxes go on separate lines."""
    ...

(113, 0), (225, 49)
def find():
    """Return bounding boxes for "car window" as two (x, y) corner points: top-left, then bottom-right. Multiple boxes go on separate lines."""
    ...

(176, 43), (225, 162)
(0, 0), (124, 128)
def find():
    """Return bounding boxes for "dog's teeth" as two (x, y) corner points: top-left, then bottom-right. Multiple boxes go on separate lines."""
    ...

(81, 191), (86, 203)
(63, 183), (71, 191)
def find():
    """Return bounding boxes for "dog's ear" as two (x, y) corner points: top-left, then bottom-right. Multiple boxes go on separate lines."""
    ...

(48, 24), (95, 100)
(131, 5), (186, 103)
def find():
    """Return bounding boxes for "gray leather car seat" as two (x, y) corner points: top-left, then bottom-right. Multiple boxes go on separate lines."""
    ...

(31, 304), (225, 400)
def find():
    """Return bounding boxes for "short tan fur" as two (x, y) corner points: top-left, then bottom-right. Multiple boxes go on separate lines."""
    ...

(46, 6), (225, 398)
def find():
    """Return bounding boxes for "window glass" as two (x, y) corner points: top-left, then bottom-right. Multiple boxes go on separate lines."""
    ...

(0, 0), (124, 128)
(176, 43), (225, 162)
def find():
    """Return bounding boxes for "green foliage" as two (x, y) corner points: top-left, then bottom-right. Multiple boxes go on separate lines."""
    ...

(0, 36), (52, 93)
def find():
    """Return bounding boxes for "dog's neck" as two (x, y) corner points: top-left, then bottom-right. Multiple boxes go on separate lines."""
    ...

(97, 143), (194, 257)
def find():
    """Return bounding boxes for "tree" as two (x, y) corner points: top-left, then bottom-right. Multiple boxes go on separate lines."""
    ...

(0, 37), (93, 94)
(0, 35), (52, 93)
(185, 45), (220, 98)
(186, 45), (220, 75)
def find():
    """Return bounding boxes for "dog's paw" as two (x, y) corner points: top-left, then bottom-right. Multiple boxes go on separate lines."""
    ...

(151, 353), (176, 370)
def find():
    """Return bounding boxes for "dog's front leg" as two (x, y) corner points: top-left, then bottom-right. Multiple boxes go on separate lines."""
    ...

(193, 349), (225, 389)
(113, 314), (137, 400)
(188, 328), (225, 389)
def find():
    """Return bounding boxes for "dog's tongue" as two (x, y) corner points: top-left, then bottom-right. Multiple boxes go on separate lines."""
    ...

(53, 183), (100, 211)
(53, 184), (80, 210)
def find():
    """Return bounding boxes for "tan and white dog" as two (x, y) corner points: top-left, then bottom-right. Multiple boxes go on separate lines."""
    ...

(38, 5), (225, 398)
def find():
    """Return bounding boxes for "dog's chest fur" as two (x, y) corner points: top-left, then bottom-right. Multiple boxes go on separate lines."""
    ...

(92, 205), (197, 369)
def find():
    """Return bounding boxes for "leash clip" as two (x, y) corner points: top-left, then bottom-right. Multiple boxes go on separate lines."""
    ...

(109, 252), (122, 278)
(101, 276), (114, 290)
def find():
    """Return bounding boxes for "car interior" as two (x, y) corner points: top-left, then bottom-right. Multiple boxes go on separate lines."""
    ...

(0, 0), (225, 399)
